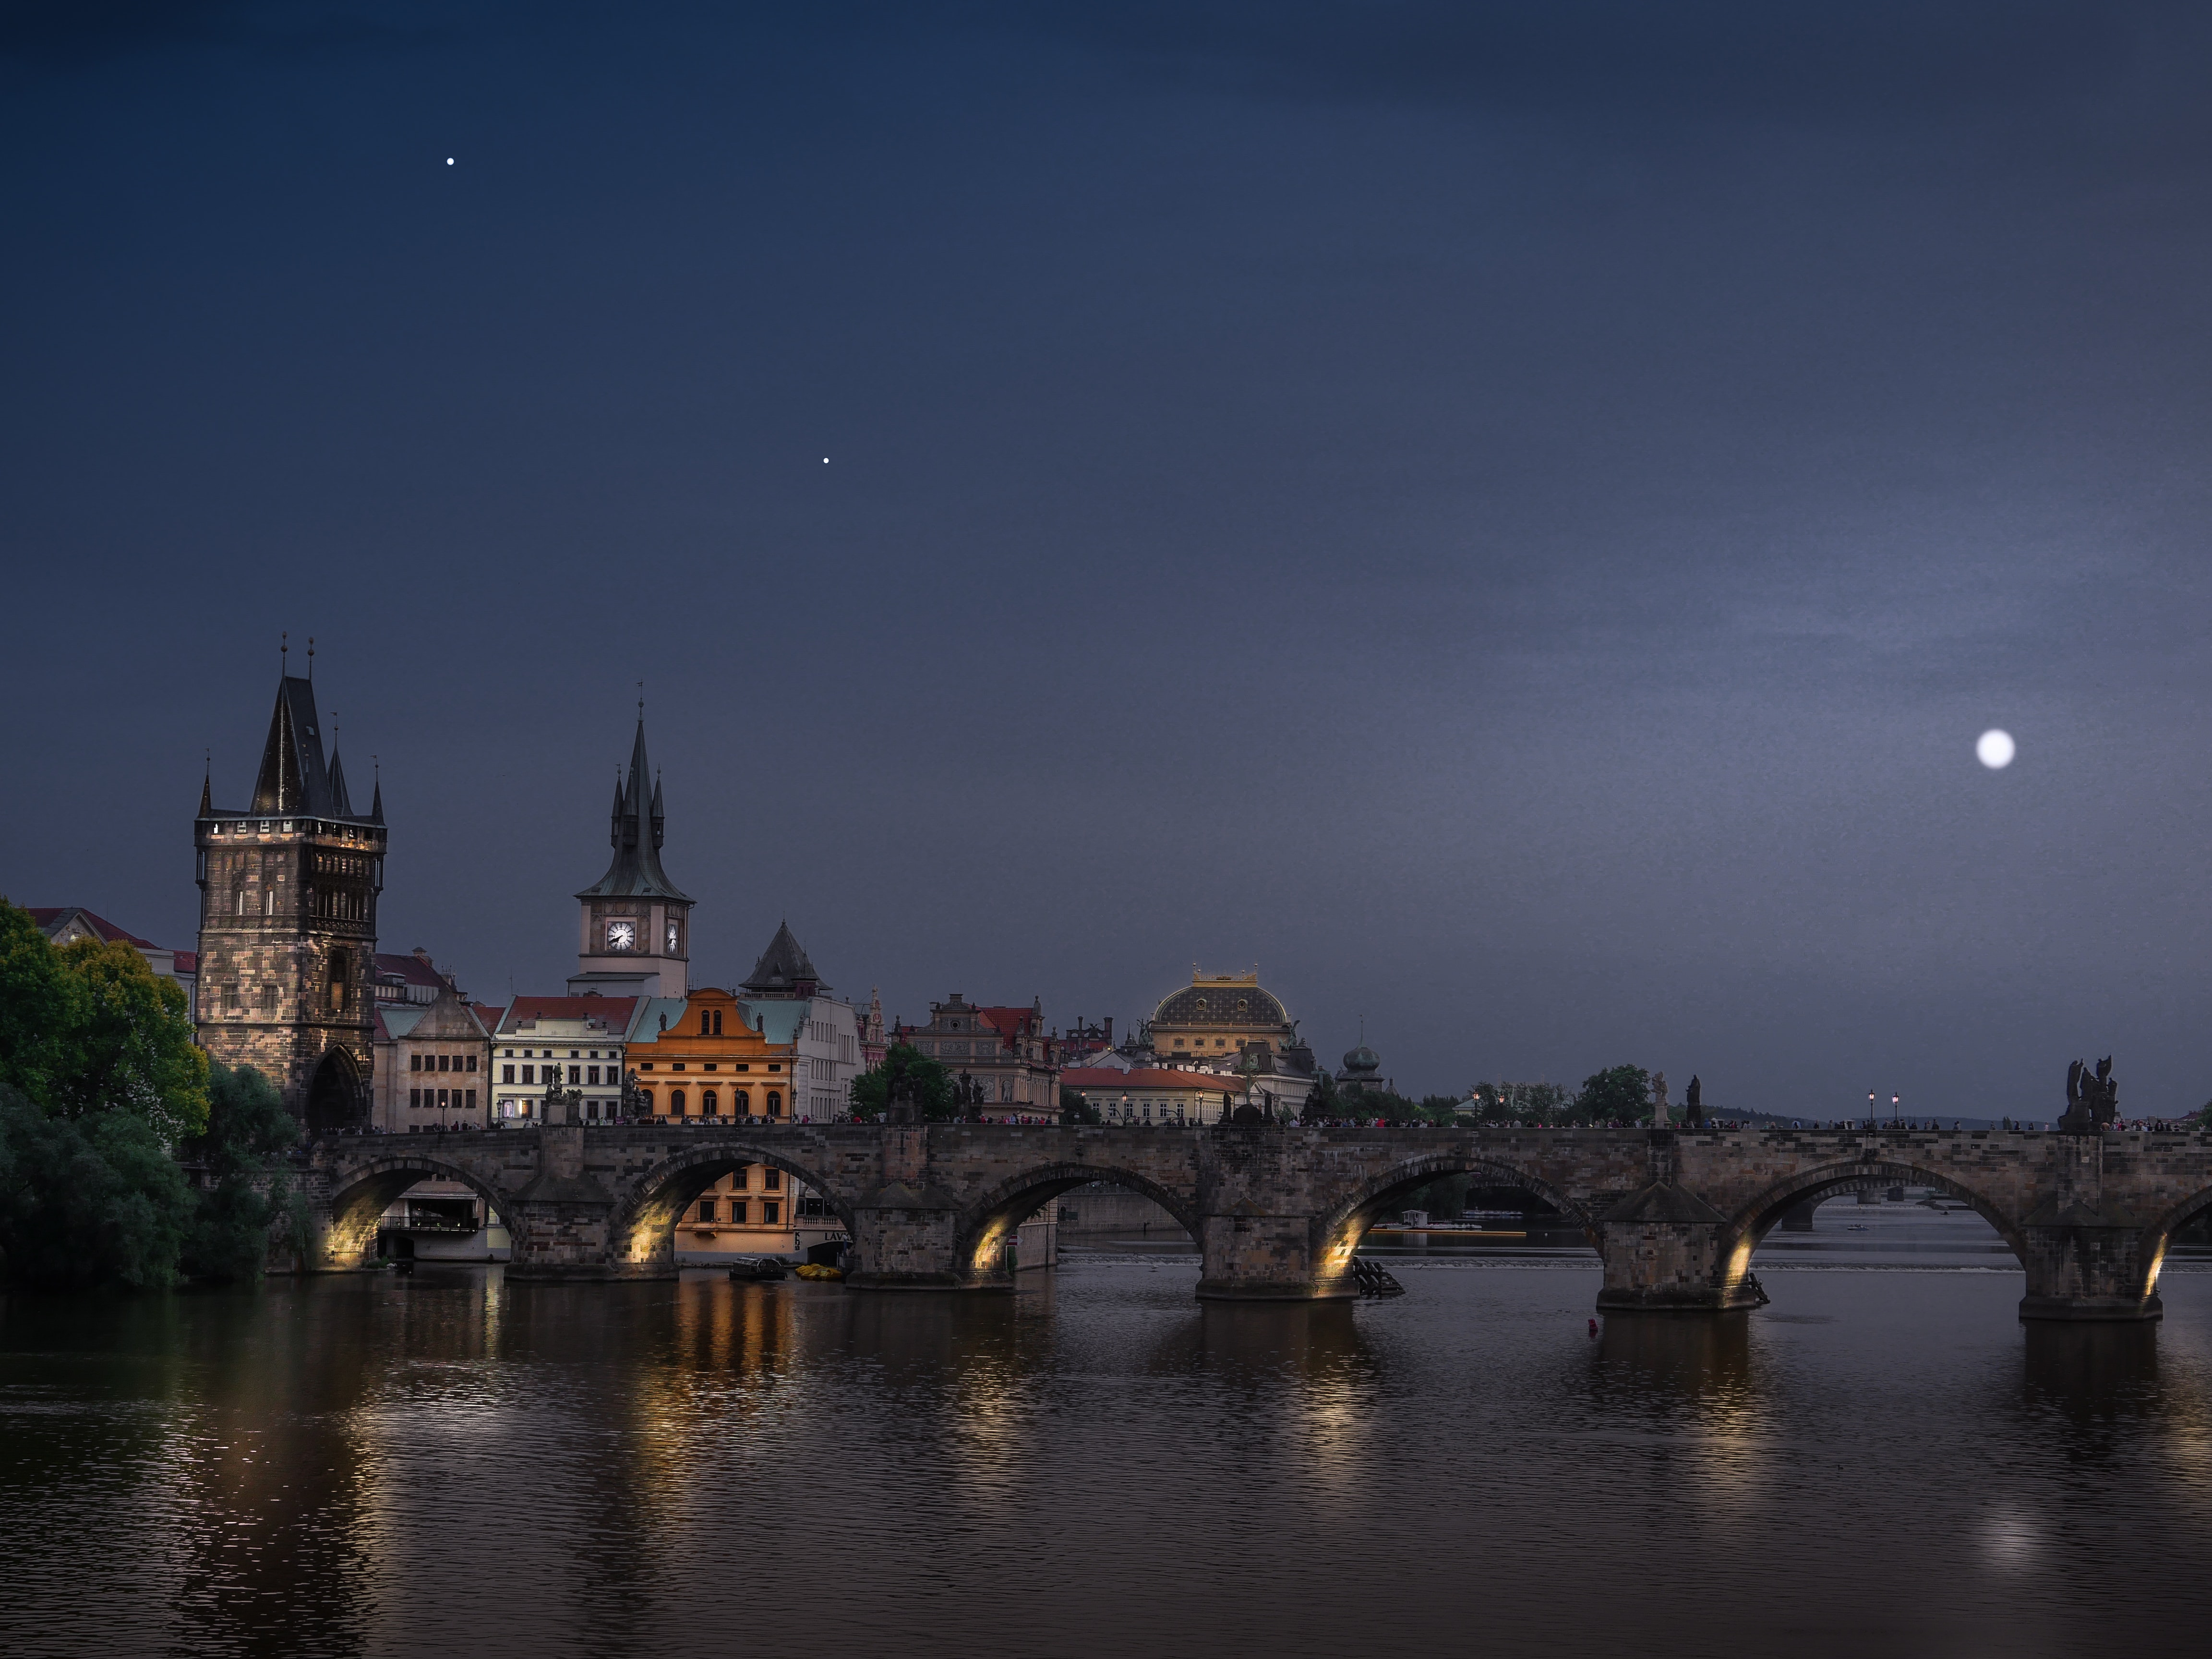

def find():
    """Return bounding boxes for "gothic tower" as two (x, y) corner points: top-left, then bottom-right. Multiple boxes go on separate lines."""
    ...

(193, 669), (384, 1130)
(570, 716), (692, 998)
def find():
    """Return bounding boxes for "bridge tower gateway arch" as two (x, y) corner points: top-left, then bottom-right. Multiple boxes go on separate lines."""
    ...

(195, 659), (384, 1130)
(291, 1120), (2212, 1321)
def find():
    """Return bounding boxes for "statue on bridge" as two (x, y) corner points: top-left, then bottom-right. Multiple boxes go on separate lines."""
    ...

(1651, 1071), (1668, 1127)
(2061, 1056), (2118, 1134)
(1684, 1074), (1704, 1130)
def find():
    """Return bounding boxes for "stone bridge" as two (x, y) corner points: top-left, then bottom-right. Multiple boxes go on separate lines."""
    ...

(293, 1121), (2212, 1321)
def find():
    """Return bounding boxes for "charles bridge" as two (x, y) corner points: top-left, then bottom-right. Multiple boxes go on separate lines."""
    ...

(292, 1120), (2212, 1321)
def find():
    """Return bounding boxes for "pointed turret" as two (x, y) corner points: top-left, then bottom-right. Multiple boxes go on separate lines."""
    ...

(609, 774), (627, 846)
(250, 676), (337, 816)
(369, 773), (384, 825)
(328, 751), (354, 817)
(742, 920), (824, 997)
(576, 716), (690, 901)
(198, 770), (213, 817)
(649, 771), (665, 849)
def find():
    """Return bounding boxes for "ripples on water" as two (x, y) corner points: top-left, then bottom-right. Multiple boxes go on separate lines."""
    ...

(4, 1210), (2211, 1659)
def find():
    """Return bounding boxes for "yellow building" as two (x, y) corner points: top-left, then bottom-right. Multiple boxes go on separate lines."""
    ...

(628, 986), (843, 1262)
(628, 986), (796, 1121)
(1149, 968), (1305, 1064)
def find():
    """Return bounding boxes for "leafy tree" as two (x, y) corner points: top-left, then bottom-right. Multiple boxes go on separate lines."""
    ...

(0, 899), (86, 1109)
(1416, 1094), (1468, 1126)
(848, 1043), (958, 1121)
(0, 1084), (193, 1290)
(1300, 1069), (1342, 1123)
(180, 1065), (303, 1283)
(1573, 1065), (1651, 1125)
(1469, 1081), (1572, 1124)
(48, 936), (208, 1139)
(1060, 1087), (1101, 1125)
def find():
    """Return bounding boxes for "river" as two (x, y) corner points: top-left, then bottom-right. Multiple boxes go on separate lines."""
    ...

(4, 1205), (2209, 1658)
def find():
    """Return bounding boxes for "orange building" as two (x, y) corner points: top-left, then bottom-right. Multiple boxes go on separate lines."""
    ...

(628, 986), (844, 1263)
(627, 986), (798, 1121)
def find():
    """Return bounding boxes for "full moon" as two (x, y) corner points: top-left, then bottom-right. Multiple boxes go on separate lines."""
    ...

(1977, 729), (2015, 769)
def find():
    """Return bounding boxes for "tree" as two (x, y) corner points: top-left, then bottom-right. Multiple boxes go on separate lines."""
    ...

(1060, 1087), (1101, 1125)
(1573, 1065), (1651, 1125)
(180, 1065), (303, 1283)
(1416, 1094), (1468, 1126)
(0, 899), (85, 1110)
(0, 1083), (194, 1291)
(44, 931), (208, 1140)
(848, 1043), (959, 1121)
(1300, 1069), (1342, 1123)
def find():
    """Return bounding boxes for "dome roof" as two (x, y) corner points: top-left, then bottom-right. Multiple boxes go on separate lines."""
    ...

(1153, 980), (1290, 1029)
(1341, 1044), (1381, 1074)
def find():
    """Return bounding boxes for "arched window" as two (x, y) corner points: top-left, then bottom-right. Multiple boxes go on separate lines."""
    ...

(766, 1091), (782, 1117)
(733, 1090), (751, 1116)
(669, 1089), (686, 1117)
(702, 1090), (718, 1116)
(700, 1010), (711, 1035)
(712, 1009), (723, 1035)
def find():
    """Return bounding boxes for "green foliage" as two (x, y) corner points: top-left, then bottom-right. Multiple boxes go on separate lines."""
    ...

(180, 1066), (302, 1283)
(1467, 1081), (1572, 1124)
(1416, 1094), (1467, 1126)
(1060, 1087), (1101, 1125)
(1299, 1069), (1341, 1123)
(848, 1043), (959, 1121)
(0, 1084), (193, 1291)
(1573, 1065), (1652, 1125)
(49, 936), (208, 1139)
(0, 899), (85, 1109)
(1337, 1087), (1420, 1120)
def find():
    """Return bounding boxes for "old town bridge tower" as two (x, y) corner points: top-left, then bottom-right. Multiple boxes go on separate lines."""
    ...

(193, 667), (384, 1130)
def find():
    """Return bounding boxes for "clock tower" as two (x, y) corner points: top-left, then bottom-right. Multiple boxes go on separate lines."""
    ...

(570, 716), (692, 998)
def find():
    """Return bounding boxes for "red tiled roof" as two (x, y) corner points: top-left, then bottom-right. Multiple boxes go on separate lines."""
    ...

(172, 950), (197, 974)
(374, 951), (448, 988)
(471, 1002), (505, 1034)
(1063, 1068), (1239, 1092)
(975, 1005), (1042, 1045)
(497, 996), (638, 1034)
(26, 907), (159, 949)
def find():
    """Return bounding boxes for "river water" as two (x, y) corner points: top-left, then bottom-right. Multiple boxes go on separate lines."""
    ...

(4, 1206), (2211, 1659)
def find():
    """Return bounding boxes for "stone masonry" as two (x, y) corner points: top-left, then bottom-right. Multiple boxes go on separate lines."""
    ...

(292, 1122), (2212, 1322)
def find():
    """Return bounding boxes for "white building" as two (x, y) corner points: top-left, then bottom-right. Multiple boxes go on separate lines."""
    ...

(488, 995), (642, 1125)
(736, 922), (861, 1120)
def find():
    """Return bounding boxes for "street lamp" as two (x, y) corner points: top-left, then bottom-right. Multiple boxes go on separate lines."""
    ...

(1867, 1089), (1875, 1130)
(1891, 1092), (1901, 1127)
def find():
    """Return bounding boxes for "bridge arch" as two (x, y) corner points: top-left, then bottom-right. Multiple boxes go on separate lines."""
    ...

(1311, 1154), (1601, 1285)
(607, 1141), (857, 1268)
(1716, 1159), (2025, 1295)
(953, 1162), (1202, 1279)
(2132, 1182), (2212, 1297)
(323, 1154), (515, 1269)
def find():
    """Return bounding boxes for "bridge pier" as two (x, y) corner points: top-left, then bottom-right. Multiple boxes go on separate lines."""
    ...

(2016, 1133), (2163, 1322)
(1195, 1214), (1357, 1301)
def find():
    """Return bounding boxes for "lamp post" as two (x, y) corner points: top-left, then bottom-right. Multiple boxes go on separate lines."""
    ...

(1867, 1090), (1875, 1130)
(1892, 1092), (1901, 1127)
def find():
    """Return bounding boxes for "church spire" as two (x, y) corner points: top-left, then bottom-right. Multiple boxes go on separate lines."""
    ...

(575, 713), (690, 902)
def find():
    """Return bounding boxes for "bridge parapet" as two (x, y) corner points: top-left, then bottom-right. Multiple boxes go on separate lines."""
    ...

(290, 1122), (2212, 1320)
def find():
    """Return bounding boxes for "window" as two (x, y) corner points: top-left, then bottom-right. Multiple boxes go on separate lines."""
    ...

(465, 1090), (476, 1110)
(762, 1202), (780, 1225)
(409, 1088), (421, 1108)
(697, 1199), (716, 1223)
(504, 1048), (514, 1057)
(732, 1166), (749, 1189)
(702, 1090), (718, 1115)
(712, 1010), (722, 1035)
(502, 1065), (515, 1084)
(586, 1066), (601, 1085)
(768, 1064), (780, 1073)
(437, 1089), (449, 1108)
(726, 1199), (747, 1224)
(670, 1089), (685, 1116)
(409, 1054), (422, 1072)
(521, 1066), (534, 1085)
(700, 1010), (711, 1036)
(767, 1091), (782, 1117)
(763, 1169), (781, 1191)
(467, 1056), (478, 1072)
(438, 1054), (451, 1073)
(733, 1091), (750, 1115)
(568, 1066), (581, 1085)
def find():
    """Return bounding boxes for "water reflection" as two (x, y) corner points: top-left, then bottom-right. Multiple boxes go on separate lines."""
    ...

(2021, 1321), (2161, 1417)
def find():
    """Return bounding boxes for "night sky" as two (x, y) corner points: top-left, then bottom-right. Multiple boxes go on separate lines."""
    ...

(7, 2), (2212, 1115)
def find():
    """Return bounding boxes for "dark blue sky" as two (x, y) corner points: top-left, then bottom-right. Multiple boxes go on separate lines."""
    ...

(7, 2), (2212, 1114)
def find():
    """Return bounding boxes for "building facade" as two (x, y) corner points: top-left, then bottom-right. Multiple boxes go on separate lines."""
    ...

(489, 996), (640, 1125)
(371, 983), (495, 1131)
(570, 717), (692, 998)
(626, 986), (799, 1120)
(738, 923), (862, 1119)
(897, 993), (1062, 1120)
(1061, 1066), (1241, 1126)
(193, 670), (385, 1129)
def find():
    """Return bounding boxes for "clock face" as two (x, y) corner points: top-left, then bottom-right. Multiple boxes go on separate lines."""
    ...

(606, 920), (636, 952)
